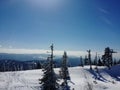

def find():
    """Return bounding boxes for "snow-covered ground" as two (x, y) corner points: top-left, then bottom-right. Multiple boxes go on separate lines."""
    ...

(0, 65), (120, 90)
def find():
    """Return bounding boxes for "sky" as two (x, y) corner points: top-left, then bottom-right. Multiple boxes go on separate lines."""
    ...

(0, 0), (120, 57)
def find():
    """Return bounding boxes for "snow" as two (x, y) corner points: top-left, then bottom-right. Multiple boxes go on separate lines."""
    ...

(0, 65), (120, 90)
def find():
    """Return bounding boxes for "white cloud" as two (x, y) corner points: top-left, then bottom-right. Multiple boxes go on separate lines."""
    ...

(101, 16), (112, 25)
(99, 8), (109, 14)
(0, 48), (86, 57)
(0, 48), (119, 58)
(98, 8), (112, 25)
(0, 48), (46, 54)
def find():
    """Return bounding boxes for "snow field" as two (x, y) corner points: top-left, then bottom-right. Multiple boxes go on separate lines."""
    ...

(0, 65), (120, 90)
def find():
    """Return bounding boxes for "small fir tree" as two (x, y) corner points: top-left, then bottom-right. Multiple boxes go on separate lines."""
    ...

(40, 44), (59, 90)
(84, 55), (89, 65)
(102, 47), (117, 69)
(87, 50), (92, 70)
(80, 56), (84, 67)
(60, 51), (70, 90)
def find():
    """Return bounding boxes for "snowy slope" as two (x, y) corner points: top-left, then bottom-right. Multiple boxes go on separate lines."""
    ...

(0, 65), (120, 90)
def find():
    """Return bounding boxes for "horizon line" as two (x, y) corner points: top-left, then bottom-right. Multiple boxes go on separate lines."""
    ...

(0, 48), (120, 59)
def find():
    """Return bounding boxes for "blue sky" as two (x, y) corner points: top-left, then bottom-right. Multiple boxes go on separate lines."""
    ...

(0, 0), (120, 55)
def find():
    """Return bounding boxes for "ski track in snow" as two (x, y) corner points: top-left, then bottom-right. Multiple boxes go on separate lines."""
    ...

(0, 65), (120, 90)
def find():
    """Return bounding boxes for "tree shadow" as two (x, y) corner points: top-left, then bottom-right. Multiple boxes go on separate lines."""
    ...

(86, 65), (120, 83)
(103, 65), (120, 81)
(86, 69), (108, 82)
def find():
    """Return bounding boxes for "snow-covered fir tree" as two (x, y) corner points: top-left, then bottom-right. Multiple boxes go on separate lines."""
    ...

(102, 47), (117, 69)
(84, 55), (89, 65)
(80, 56), (84, 67)
(40, 44), (59, 90)
(97, 58), (103, 66)
(87, 50), (92, 70)
(60, 51), (70, 90)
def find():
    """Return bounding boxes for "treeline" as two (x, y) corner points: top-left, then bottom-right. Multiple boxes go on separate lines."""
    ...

(79, 47), (120, 70)
(0, 59), (42, 72)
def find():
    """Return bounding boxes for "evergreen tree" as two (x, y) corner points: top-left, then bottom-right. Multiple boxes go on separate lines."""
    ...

(118, 59), (120, 64)
(40, 44), (59, 90)
(60, 51), (70, 90)
(94, 53), (98, 66)
(94, 53), (99, 74)
(102, 47), (117, 69)
(80, 56), (84, 67)
(84, 55), (89, 65)
(113, 59), (117, 65)
(36, 62), (41, 69)
(87, 50), (92, 70)
(98, 58), (103, 66)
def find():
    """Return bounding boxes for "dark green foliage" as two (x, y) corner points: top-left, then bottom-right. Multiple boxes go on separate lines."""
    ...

(113, 59), (117, 65)
(40, 44), (59, 90)
(60, 52), (70, 81)
(40, 60), (59, 90)
(84, 55), (89, 65)
(80, 56), (84, 67)
(87, 50), (92, 70)
(60, 51), (70, 90)
(36, 62), (41, 69)
(102, 47), (117, 69)
(117, 59), (120, 64)
(97, 58), (103, 66)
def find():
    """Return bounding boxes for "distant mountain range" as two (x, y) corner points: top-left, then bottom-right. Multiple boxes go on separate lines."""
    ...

(0, 53), (80, 65)
(0, 53), (48, 61)
(0, 53), (119, 72)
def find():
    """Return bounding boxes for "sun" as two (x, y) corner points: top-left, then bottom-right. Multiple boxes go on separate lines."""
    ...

(26, 0), (65, 11)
